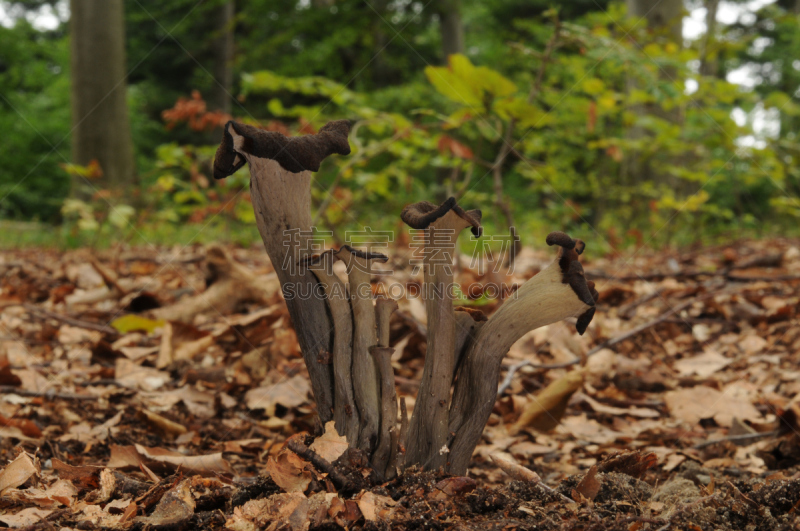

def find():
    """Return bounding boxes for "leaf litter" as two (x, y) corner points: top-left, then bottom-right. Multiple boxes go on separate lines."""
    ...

(0, 239), (799, 529)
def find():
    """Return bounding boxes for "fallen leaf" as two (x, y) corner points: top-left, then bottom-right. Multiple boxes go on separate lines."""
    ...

(574, 465), (600, 501)
(674, 350), (732, 378)
(110, 314), (165, 334)
(664, 386), (761, 426)
(0, 452), (38, 494)
(0, 507), (53, 527)
(136, 478), (195, 527)
(309, 421), (349, 462)
(356, 491), (396, 522)
(135, 444), (234, 477)
(266, 451), (312, 493)
(578, 393), (660, 418)
(138, 409), (187, 437)
(51, 459), (103, 489)
(511, 370), (585, 433)
(115, 358), (171, 391)
(597, 451), (657, 478)
(245, 375), (310, 414)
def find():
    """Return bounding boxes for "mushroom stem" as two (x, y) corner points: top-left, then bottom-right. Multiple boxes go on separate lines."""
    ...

(307, 251), (359, 445)
(391, 397), (409, 473)
(375, 297), (398, 348)
(334, 246), (387, 454)
(369, 346), (398, 479)
(453, 308), (487, 377)
(402, 198), (482, 470)
(446, 236), (598, 475)
(215, 121), (352, 425)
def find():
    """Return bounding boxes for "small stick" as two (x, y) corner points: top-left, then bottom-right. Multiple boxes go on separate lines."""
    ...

(692, 430), (777, 449)
(397, 398), (408, 471)
(0, 386), (100, 400)
(286, 439), (350, 491)
(23, 304), (119, 336)
(489, 455), (573, 503)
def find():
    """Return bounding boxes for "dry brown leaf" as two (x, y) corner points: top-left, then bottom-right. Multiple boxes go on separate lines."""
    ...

(328, 496), (362, 529)
(8, 479), (78, 508)
(156, 321), (174, 368)
(136, 478), (195, 527)
(674, 349), (732, 378)
(59, 410), (123, 444)
(138, 409), (187, 437)
(245, 375), (310, 414)
(134, 444), (234, 477)
(107, 445), (144, 469)
(356, 491), (396, 522)
(309, 421), (349, 462)
(0, 413), (42, 438)
(574, 465), (601, 501)
(664, 386), (761, 426)
(0, 452), (38, 494)
(578, 393), (660, 418)
(0, 507), (53, 527)
(510, 370), (585, 433)
(266, 451), (312, 493)
(173, 334), (215, 362)
(597, 451), (657, 479)
(115, 358), (170, 391)
(51, 459), (103, 489)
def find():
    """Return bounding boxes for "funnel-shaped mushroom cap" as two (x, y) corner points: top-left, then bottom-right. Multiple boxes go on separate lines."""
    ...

(546, 231), (599, 334)
(213, 119), (352, 179)
(401, 197), (482, 237)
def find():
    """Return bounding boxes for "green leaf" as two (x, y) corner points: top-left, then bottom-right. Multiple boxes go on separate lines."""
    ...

(110, 315), (165, 334)
(425, 64), (482, 106)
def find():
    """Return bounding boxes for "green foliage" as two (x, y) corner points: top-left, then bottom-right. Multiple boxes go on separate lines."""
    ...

(2, 0), (799, 250)
(0, 20), (70, 221)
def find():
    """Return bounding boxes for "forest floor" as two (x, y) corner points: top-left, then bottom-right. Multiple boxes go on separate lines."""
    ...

(1, 238), (799, 530)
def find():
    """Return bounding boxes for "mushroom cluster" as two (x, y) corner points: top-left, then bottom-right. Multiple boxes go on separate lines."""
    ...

(213, 120), (598, 476)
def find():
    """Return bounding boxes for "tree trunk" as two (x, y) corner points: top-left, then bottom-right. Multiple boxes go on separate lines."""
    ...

(210, 0), (234, 115)
(69, 0), (135, 197)
(439, 0), (464, 61)
(699, 0), (720, 77)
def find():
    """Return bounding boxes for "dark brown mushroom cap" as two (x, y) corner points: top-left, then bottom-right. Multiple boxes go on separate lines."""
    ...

(400, 197), (482, 237)
(546, 231), (585, 255)
(335, 245), (389, 263)
(213, 119), (352, 179)
(546, 232), (599, 335)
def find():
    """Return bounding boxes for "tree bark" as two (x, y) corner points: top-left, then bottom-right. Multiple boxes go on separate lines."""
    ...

(69, 0), (136, 197)
(209, 0), (234, 114)
(439, 0), (464, 60)
(699, 0), (720, 77)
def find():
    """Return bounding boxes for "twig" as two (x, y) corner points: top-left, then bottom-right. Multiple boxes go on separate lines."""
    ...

(23, 304), (119, 336)
(489, 455), (573, 503)
(0, 386), (100, 401)
(286, 439), (350, 491)
(497, 292), (718, 394)
(692, 430), (777, 449)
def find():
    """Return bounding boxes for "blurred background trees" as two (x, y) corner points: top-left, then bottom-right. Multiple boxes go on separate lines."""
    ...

(0, 0), (798, 250)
